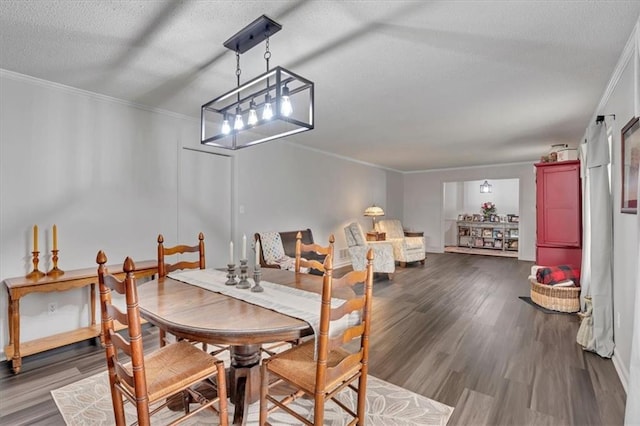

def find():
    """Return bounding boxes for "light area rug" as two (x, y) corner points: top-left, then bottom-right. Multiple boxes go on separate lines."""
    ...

(52, 371), (453, 425)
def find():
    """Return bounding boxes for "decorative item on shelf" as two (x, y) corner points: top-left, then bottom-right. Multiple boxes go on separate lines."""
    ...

(480, 180), (492, 193)
(201, 15), (314, 150)
(26, 225), (45, 279)
(363, 204), (385, 231)
(481, 202), (496, 220)
(47, 225), (64, 277)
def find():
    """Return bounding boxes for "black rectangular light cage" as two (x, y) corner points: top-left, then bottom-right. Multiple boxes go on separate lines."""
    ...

(201, 66), (314, 150)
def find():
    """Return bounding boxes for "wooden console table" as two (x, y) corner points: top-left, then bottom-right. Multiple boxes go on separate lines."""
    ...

(3, 260), (157, 374)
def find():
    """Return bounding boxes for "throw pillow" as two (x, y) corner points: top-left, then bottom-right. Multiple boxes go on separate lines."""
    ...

(259, 232), (286, 264)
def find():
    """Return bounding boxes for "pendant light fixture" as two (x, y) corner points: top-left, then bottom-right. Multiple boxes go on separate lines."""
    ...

(201, 15), (314, 150)
(480, 180), (493, 193)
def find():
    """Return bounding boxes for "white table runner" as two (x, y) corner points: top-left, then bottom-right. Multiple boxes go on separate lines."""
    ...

(167, 269), (359, 348)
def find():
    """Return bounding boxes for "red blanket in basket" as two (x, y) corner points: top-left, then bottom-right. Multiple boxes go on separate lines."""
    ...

(536, 265), (580, 286)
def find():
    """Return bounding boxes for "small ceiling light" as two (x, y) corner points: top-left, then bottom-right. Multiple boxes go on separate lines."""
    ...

(262, 94), (273, 120)
(221, 116), (231, 135)
(247, 99), (258, 126)
(201, 15), (314, 150)
(281, 84), (292, 116)
(480, 180), (492, 193)
(234, 107), (244, 130)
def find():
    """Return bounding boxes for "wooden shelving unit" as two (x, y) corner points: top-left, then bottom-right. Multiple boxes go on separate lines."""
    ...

(457, 221), (519, 252)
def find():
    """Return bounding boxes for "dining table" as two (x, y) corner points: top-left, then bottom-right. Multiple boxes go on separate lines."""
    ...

(136, 267), (354, 425)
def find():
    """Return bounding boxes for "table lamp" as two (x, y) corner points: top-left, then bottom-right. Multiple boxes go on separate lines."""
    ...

(363, 205), (385, 232)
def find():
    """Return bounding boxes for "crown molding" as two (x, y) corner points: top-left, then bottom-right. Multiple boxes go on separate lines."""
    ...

(0, 68), (198, 123)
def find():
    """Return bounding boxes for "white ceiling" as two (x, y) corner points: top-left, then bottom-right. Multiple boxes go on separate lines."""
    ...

(1, 1), (639, 171)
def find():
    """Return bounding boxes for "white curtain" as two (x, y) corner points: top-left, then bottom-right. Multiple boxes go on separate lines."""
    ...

(580, 122), (615, 358)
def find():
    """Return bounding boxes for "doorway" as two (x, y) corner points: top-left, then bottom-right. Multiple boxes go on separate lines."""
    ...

(443, 178), (520, 257)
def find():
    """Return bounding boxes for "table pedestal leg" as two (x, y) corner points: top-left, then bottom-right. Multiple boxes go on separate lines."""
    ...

(229, 344), (261, 425)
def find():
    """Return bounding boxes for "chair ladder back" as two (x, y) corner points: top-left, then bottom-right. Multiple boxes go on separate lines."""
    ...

(295, 232), (335, 274)
(157, 232), (205, 277)
(97, 251), (151, 423)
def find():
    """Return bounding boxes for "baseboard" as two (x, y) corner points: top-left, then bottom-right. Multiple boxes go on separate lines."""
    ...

(612, 351), (629, 393)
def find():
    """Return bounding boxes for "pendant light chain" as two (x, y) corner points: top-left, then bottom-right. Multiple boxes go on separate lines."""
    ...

(264, 36), (271, 72)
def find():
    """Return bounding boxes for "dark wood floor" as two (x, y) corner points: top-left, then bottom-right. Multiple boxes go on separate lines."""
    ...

(0, 253), (626, 425)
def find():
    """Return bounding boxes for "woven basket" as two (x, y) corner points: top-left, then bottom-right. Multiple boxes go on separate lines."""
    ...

(530, 278), (580, 313)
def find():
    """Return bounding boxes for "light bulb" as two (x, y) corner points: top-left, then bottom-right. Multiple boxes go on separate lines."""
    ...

(262, 95), (273, 120)
(248, 101), (258, 126)
(221, 118), (231, 134)
(281, 85), (293, 116)
(234, 111), (244, 130)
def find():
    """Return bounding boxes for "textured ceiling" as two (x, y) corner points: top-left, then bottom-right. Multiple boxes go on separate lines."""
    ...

(1, 1), (639, 171)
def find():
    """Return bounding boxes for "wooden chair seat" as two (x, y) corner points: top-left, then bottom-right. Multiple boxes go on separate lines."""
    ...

(120, 341), (220, 402)
(264, 340), (358, 395)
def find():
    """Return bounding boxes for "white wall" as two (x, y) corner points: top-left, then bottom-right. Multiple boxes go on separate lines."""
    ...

(404, 164), (536, 261)
(233, 141), (396, 264)
(0, 71), (235, 359)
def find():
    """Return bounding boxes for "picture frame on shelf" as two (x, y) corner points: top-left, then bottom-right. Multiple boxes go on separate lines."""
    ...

(457, 214), (466, 221)
(621, 116), (639, 214)
(472, 214), (483, 222)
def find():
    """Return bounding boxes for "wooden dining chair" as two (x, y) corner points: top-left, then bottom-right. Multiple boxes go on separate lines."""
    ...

(294, 231), (335, 274)
(157, 232), (205, 278)
(97, 251), (228, 426)
(259, 249), (374, 425)
(157, 232), (206, 348)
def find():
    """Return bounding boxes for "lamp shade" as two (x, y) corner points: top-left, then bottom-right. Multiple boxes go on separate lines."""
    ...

(363, 205), (385, 217)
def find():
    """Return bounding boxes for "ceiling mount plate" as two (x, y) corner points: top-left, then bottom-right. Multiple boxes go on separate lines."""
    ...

(223, 15), (282, 54)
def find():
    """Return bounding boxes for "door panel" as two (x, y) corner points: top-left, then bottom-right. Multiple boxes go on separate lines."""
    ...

(178, 148), (232, 269)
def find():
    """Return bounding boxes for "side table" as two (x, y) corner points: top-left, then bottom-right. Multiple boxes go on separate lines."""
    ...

(366, 232), (386, 241)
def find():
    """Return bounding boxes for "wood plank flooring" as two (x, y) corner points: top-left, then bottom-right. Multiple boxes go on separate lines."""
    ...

(0, 253), (626, 425)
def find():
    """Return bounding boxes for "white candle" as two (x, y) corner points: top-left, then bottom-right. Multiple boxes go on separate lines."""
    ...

(229, 241), (234, 264)
(255, 239), (261, 267)
(242, 234), (247, 259)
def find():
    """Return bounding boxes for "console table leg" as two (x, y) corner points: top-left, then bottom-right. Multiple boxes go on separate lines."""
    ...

(90, 283), (96, 327)
(10, 297), (21, 374)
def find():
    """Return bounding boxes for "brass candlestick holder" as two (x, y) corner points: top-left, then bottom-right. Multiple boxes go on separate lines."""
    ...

(237, 259), (251, 289)
(26, 251), (45, 279)
(47, 249), (64, 277)
(225, 263), (238, 285)
(251, 265), (263, 292)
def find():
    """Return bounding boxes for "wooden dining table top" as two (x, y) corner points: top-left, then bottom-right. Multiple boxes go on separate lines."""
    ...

(136, 268), (354, 346)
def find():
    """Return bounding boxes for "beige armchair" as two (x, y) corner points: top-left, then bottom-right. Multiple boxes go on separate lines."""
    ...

(344, 222), (395, 280)
(376, 219), (426, 267)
